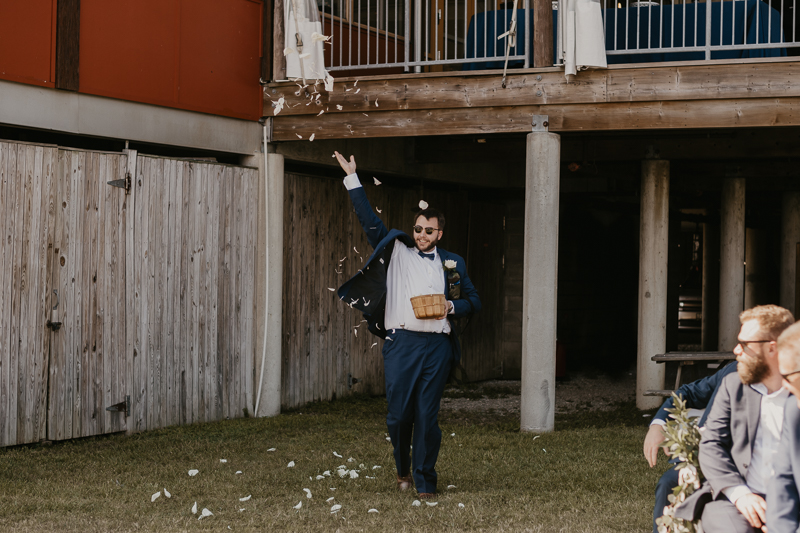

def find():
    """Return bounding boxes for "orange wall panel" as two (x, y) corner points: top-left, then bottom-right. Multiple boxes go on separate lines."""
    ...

(0, 1), (57, 87)
(80, 0), (262, 121)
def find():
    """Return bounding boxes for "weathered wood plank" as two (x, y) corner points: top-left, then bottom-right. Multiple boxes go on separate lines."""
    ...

(218, 167), (232, 420)
(0, 143), (11, 446)
(165, 159), (178, 427)
(231, 167), (243, 414)
(100, 154), (113, 433)
(273, 97), (800, 139)
(49, 149), (66, 440)
(268, 61), (800, 116)
(134, 156), (149, 432)
(147, 157), (161, 430)
(82, 152), (97, 438)
(37, 147), (56, 440)
(6, 144), (23, 444)
(66, 150), (82, 439)
(243, 168), (258, 415)
(156, 156), (169, 429)
(189, 162), (202, 424)
(124, 150), (137, 435)
(179, 161), (191, 425)
(205, 165), (221, 421)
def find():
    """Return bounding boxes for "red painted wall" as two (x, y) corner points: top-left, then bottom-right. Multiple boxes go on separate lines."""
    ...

(80, 0), (263, 121)
(0, 1), (57, 87)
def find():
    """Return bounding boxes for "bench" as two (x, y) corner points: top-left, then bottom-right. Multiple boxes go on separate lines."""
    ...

(644, 351), (736, 397)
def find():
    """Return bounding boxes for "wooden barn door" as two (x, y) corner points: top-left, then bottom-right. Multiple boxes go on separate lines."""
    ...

(47, 148), (133, 440)
(130, 156), (257, 433)
(0, 141), (58, 447)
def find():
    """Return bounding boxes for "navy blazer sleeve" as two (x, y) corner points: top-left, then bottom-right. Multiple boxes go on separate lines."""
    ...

(346, 180), (389, 250)
(767, 398), (800, 533)
(448, 255), (481, 318)
(653, 362), (737, 424)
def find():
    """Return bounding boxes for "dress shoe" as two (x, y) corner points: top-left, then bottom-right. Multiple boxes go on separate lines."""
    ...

(396, 474), (413, 491)
(418, 492), (437, 500)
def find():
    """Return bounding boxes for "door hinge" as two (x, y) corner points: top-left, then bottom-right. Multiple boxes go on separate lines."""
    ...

(107, 172), (131, 195)
(106, 395), (130, 417)
(347, 373), (359, 389)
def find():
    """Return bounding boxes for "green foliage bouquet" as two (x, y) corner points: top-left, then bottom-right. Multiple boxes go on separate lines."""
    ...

(656, 393), (704, 533)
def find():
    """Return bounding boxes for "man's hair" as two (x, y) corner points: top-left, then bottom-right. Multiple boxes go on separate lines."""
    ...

(414, 208), (445, 231)
(778, 321), (800, 374)
(739, 304), (795, 340)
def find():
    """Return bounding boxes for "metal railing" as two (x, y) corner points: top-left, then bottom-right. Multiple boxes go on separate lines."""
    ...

(592, 0), (796, 62)
(319, 0), (531, 71)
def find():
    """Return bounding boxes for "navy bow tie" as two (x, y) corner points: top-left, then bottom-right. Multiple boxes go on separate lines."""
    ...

(418, 251), (435, 260)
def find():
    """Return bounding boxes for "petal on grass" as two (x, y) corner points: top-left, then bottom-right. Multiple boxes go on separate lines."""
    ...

(192, 502), (198, 514)
(236, 471), (243, 474)
(347, 457), (355, 463)
(199, 508), (213, 520)
(333, 451), (342, 458)
(220, 459), (227, 463)
(331, 504), (342, 512)
(164, 488), (171, 498)
(426, 502), (438, 507)
(240, 495), (252, 502)
(327, 497), (335, 503)
(412, 500), (421, 507)
(267, 448), (277, 452)
(288, 461), (295, 468)
(368, 509), (378, 513)
(151, 491), (161, 502)
(349, 470), (359, 479)
(316, 475), (325, 480)
(458, 503), (465, 509)
(188, 469), (199, 476)
(303, 488), (312, 498)
(294, 501), (303, 509)
(447, 485), (456, 489)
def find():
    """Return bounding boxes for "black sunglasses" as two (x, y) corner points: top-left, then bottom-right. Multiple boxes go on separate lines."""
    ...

(782, 370), (800, 381)
(413, 225), (440, 235)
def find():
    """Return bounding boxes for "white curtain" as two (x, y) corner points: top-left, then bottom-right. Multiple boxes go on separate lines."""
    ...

(558, 0), (607, 80)
(285, 0), (329, 81)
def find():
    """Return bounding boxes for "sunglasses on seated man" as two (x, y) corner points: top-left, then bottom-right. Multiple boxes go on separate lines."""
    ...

(413, 225), (440, 235)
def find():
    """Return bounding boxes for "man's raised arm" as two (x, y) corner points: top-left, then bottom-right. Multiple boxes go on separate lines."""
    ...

(335, 151), (389, 250)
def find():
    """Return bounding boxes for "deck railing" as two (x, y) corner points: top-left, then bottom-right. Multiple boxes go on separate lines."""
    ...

(318, 0), (797, 72)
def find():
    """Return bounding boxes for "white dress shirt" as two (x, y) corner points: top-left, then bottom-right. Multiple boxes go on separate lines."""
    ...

(722, 384), (789, 502)
(343, 173), (451, 334)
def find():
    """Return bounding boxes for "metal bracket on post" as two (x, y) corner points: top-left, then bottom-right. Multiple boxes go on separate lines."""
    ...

(347, 373), (359, 389)
(532, 115), (549, 132)
(106, 395), (131, 417)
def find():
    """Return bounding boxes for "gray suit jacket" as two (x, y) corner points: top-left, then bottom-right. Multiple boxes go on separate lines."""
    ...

(675, 372), (762, 521)
(767, 397), (800, 533)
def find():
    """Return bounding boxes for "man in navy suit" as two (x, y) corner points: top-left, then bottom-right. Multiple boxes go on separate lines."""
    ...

(767, 321), (800, 533)
(334, 152), (481, 499)
(646, 361), (739, 533)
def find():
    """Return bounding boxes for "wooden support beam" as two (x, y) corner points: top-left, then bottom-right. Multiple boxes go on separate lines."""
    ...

(267, 61), (800, 117)
(272, 97), (800, 140)
(261, 0), (273, 83)
(533, 0), (554, 67)
(56, 0), (80, 91)
(272, 0), (286, 81)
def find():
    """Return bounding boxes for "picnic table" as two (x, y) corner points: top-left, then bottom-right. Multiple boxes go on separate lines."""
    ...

(644, 351), (736, 397)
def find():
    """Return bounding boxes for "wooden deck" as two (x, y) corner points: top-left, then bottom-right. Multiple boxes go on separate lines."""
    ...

(266, 57), (800, 141)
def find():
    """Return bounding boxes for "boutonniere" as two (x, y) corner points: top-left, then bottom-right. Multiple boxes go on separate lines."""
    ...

(443, 259), (457, 272)
(443, 259), (461, 299)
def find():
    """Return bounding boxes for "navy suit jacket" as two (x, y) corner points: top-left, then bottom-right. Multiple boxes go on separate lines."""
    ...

(767, 397), (800, 533)
(337, 185), (481, 362)
(654, 362), (739, 427)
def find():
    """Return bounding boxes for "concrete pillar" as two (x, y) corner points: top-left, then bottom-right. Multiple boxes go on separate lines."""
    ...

(245, 147), (284, 418)
(781, 192), (800, 318)
(636, 160), (669, 410)
(520, 130), (560, 433)
(718, 178), (746, 351)
(701, 222), (720, 351)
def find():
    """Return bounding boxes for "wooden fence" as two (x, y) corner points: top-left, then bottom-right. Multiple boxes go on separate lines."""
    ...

(0, 141), (258, 447)
(280, 172), (506, 409)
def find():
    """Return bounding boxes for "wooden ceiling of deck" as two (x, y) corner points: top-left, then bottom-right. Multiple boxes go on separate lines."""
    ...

(266, 59), (800, 141)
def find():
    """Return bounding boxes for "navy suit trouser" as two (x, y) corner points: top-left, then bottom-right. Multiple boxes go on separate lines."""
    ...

(654, 464), (680, 533)
(383, 328), (453, 494)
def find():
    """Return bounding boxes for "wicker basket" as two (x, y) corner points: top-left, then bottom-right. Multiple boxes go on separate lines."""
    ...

(410, 293), (447, 319)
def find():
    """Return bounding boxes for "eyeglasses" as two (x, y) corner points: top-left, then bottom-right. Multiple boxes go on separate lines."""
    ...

(737, 338), (773, 356)
(781, 370), (800, 381)
(413, 225), (440, 235)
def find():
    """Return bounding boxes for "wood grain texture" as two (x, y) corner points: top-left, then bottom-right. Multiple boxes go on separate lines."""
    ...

(533, 0), (554, 68)
(56, 0), (80, 91)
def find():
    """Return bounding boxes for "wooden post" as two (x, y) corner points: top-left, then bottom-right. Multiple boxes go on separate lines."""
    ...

(273, 0), (286, 81)
(533, 0), (554, 67)
(56, 0), (80, 90)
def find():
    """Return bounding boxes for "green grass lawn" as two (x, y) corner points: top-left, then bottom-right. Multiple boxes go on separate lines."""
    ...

(0, 393), (665, 532)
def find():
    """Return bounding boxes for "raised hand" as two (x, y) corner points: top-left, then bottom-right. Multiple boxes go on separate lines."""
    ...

(334, 151), (357, 175)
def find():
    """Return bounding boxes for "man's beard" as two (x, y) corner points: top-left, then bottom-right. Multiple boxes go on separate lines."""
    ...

(738, 354), (771, 385)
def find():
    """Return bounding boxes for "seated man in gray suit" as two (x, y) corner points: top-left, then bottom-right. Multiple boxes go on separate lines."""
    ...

(675, 304), (794, 533)
(767, 321), (800, 533)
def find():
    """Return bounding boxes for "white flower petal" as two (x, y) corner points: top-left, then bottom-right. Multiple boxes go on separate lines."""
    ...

(330, 487), (336, 491)
(294, 501), (303, 509)
(349, 470), (359, 479)
(324, 75), (335, 92)
(323, 470), (331, 476)
(316, 475), (325, 480)
(426, 501), (438, 507)
(458, 503), (465, 509)
(267, 448), (276, 452)
(450, 433), (456, 437)
(164, 488), (171, 498)
(192, 502), (198, 514)
(220, 459), (227, 463)
(368, 508), (379, 513)
(188, 469), (199, 476)
(239, 508), (245, 512)
(372, 465), (382, 470)
(419, 200), (428, 209)
(288, 461), (295, 468)
(327, 497), (335, 503)
(336, 105), (343, 111)
(303, 488), (312, 498)
(447, 485), (456, 489)
(331, 504), (342, 512)
(309, 134), (315, 142)
(284, 47), (295, 55)
(347, 457), (355, 463)
(240, 495), (252, 502)
(373, 177), (381, 186)
(385, 436), (391, 441)
(333, 451), (342, 458)
(412, 500), (421, 507)
(199, 508), (213, 520)
(151, 491), (161, 502)
(236, 471), (242, 474)
(337, 469), (348, 478)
